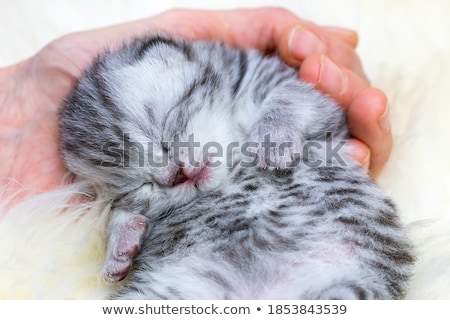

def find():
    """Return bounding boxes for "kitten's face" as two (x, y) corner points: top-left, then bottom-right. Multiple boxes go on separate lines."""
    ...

(99, 39), (231, 208)
(136, 110), (233, 212)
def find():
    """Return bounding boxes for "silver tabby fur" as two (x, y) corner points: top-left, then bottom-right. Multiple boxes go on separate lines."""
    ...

(59, 34), (414, 299)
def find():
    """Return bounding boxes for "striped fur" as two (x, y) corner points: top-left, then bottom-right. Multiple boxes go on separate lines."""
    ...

(113, 158), (414, 299)
(59, 34), (414, 298)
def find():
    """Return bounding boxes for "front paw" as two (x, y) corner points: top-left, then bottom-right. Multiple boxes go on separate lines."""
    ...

(103, 254), (134, 282)
(249, 132), (302, 169)
(103, 215), (150, 282)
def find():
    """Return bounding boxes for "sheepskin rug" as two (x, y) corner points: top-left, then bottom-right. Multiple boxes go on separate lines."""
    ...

(1, 0), (449, 299)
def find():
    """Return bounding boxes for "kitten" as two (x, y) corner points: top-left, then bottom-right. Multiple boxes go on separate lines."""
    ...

(59, 34), (414, 298)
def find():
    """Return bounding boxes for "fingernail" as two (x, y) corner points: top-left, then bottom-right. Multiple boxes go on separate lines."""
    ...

(323, 26), (359, 47)
(288, 26), (324, 60)
(318, 55), (348, 96)
(324, 26), (358, 37)
(347, 140), (370, 169)
(378, 102), (391, 132)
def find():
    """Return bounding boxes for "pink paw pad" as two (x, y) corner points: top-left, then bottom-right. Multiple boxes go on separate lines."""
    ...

(103, 216), (150, 282)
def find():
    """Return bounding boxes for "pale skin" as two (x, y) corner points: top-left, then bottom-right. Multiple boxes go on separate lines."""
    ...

(0, 8), (392, 201)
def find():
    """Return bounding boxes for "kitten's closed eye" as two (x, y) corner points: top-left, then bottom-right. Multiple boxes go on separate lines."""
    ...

(172, 167), (189, 186)
(161, 142), (170, 153)
(141, 182), (154, 188)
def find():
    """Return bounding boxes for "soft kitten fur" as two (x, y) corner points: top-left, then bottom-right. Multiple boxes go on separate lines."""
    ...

(59, 34), (414, 299)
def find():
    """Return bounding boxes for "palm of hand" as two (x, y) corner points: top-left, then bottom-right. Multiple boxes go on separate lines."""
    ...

(0, 37), (96, 194)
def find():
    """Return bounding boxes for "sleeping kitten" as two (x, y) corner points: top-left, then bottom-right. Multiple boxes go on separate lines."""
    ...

(59, 34), (414, 298)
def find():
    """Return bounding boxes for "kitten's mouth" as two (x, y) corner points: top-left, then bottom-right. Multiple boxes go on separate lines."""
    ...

(172, 166), (209, 188)
(172, 168), (189, 186)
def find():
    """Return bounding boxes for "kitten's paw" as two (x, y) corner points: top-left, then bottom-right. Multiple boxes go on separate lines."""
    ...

(248, 131), (302, 170)
(262, 145), (300, 170)
(103, 215), (150, 282)
(103, 258), (133, 282)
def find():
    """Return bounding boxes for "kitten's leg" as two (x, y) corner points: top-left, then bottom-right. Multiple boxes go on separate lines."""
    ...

(247, 88), (306, 169)
(103, 209), (151, 282)
(248, 119), (303, 170)
(246, 79), (346, 169)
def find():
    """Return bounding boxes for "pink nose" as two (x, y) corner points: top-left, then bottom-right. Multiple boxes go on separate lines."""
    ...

(172, 167), (189, 186)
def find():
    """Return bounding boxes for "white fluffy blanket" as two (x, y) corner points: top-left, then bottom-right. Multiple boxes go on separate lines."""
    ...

(1, 0), (449, 299)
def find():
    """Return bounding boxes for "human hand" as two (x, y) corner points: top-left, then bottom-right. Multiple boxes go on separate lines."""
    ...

(277, 23), (391, 177)
(0, 7), (390, 199)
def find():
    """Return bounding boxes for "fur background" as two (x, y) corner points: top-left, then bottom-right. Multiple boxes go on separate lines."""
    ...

(1, 0), (449, 299)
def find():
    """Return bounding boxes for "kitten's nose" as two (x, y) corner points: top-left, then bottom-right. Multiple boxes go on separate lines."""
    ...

(172, 167), (189, 186)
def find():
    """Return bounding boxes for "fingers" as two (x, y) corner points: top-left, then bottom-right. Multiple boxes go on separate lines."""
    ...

(346, 139), (371, 172)
(278, 24), (367, 80)
(278, 20), (390, 176)
(298, 53), (391, 178)
(322, 26), (359, 48)
(281, 25), (325, 67)
(299, 53), (369, 108)
(347, 88), (392, 178)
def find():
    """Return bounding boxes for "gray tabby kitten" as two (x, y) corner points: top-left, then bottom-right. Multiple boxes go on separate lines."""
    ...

(59, 34), (414, 299)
